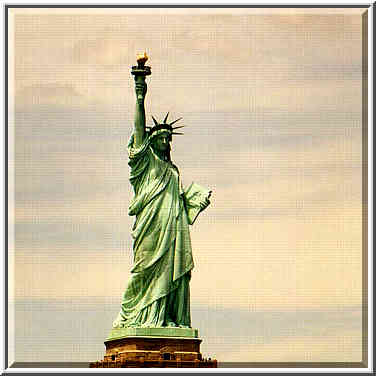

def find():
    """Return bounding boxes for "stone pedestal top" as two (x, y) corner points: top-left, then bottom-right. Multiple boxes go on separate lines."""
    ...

(90, 327), (216, 367)
(107, 327), (199, 341)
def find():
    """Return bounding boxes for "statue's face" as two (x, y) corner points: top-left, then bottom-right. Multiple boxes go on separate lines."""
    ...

(153, 134), (171, 153)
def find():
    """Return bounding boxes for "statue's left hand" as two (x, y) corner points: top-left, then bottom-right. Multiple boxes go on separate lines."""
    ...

(200, 191), (212, 210)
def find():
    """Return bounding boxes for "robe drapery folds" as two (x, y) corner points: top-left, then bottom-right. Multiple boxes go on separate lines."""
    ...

(112, 134), (194, 328)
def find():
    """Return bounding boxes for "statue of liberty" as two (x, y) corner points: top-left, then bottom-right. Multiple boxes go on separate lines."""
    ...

(112, 53), (211, 329)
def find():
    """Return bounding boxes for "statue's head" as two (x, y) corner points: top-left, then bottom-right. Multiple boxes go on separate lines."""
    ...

(148, 113), (184, 159)
(152, 133), (171, 154)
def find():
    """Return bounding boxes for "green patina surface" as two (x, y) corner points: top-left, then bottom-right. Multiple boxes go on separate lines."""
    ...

(111, 57), (211, 332)
(107, 327), (199, 341)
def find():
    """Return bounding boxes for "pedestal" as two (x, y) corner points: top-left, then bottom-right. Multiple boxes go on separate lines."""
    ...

(90, 327), (217, 368)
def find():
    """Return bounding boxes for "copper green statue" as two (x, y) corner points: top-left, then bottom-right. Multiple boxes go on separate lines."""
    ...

(112, 53), (211, 329)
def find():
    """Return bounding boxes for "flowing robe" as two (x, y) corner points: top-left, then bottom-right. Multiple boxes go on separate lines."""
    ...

(113, 134), (194, 328)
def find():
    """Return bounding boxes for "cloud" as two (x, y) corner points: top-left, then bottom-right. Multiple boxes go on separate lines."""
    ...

(15, 222), (131, 254)
(12, 114), (363, 308)
(14, 299), (362, 362)
(15, 83), (89, 110)
(12, 103), (362, 223)
(221, 330), (362, 362)
(181, 130), (362, 214)
(15, 256), (133, 301)
(14, 127), (362, 226)
(12, 12), (363, 112)
(198, 305), (363, 362)
(14, 199), (362, 309)
(71, 38), (129, 66)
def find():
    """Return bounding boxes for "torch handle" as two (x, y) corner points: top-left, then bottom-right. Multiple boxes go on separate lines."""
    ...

(134, 73), (147, 103)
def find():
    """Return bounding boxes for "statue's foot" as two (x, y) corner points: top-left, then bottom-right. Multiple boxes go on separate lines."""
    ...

(178, 325), (190, 328)
(113, 321), (125, 328)
(166, 321), (177, 327)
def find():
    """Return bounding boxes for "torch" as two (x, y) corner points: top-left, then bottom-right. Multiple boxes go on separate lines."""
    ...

(131, 52), (151, 102)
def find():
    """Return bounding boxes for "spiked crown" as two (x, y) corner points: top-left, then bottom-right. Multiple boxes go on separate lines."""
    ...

(147, 112), (184, 140)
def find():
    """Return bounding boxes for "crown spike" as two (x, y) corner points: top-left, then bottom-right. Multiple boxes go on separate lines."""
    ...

(151, 116), (159, 126)
(172, 132), (184, 135)
(163, 112), (169, 123)
(172, 125), (185, 130)
(169, 117), (183, 126)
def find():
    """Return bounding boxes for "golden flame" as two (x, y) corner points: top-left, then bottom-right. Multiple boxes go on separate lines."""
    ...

(136, 52), (148, 64)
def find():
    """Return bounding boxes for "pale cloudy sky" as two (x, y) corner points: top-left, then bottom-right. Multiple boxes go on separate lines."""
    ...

(8, 7), (366, 365)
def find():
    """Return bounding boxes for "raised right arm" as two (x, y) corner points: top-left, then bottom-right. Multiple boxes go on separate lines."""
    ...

(133, 75), (147, 147)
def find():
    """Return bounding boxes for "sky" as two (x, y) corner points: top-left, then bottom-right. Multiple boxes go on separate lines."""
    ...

(8, 6), (367, 365)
